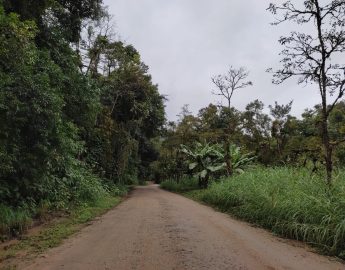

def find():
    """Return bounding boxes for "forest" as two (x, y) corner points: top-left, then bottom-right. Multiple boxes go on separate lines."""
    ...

(2, 0), (345, 265)
(0, 0), (165, 240)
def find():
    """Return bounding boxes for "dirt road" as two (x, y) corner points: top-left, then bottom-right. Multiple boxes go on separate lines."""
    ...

(22, 184), (344, 270)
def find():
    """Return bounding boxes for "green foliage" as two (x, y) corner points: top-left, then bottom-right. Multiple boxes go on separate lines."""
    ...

(217, 144), (256, 175)
(181, 143), (224, 188)
(0, 195), (121, 267)
(224, 144), (256, 174)
(0, 205), (32, 239)
(156, 96), (345, 182)
(70, 168), (108, 204)
(188, 167), (345, 258)
(178, 142), (255, 188)
(0, 0), (165, 240)
(0, 6), (70, 205)
(3, 0), (104, 43)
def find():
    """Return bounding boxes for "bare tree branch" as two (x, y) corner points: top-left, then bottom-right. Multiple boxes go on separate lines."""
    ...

(212, 66), (253, 108)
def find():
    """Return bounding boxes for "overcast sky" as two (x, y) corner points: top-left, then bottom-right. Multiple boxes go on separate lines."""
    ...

(104, 0), (321, 120)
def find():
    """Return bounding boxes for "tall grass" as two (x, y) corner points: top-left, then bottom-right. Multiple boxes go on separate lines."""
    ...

(160, 177), (199, 192)
(0, 205), (32, 239)
(202, 168), (345, 257)
(166, 167), (345, 258)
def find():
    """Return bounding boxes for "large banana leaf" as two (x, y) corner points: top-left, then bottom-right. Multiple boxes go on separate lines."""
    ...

(189, 162), (198, 170)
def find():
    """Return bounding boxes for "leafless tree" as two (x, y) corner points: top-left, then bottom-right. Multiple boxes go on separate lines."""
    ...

(212, 66), (253, 109)
(268, 0), (345, 184)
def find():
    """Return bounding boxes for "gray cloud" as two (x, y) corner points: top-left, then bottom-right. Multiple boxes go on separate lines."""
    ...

(105, 0), (322, 120)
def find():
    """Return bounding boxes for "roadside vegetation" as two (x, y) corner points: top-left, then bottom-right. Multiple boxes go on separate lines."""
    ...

(2, 0), (345, 265)
(162, 168), (345, 258)
(0, 195), (123, 266)
(0, 0), (165, 245)
(159, 0), (345, 260)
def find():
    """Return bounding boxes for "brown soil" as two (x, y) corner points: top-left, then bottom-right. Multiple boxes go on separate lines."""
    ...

(18, 184), (344, 270)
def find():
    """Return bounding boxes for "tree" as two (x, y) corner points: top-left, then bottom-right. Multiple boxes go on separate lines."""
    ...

(268, 0), (345, 184)
(212, 66), (253, 108)
(269, 101), (293, 157)
(242, 100), (271, 146)
(3, 0), (104, 43)
(89, 39), (165, 183)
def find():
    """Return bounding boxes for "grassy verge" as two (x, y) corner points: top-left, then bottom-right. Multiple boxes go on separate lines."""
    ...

(0, 195), (122, 269)
(161, 167), (345, 259)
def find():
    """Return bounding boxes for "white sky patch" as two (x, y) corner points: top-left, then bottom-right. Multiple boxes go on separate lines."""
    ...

(105, 0), (334, 120)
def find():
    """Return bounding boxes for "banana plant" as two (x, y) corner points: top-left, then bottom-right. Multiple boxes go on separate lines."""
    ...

(181, 143), (255, 187)
(223, 143), (256, 175)
(180, 143), (224, 188)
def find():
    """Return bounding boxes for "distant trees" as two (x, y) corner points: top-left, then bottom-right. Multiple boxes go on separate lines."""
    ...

(268, 0), (345, 184)
(212, 66), (253, 108)
(154, 97), (345, 184)
(269, 101), (293, 157)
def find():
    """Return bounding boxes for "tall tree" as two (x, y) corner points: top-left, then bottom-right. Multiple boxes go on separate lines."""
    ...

(269, 101), (293, 157)
(268, 0), (345, 184)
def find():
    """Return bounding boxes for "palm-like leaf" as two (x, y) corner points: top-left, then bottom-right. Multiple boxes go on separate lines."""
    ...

(180, 142), (255, 185)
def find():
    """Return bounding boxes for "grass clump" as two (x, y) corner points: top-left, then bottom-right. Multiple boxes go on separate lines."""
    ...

(0, 206), (32, 240)
(160, 177), (199, 192)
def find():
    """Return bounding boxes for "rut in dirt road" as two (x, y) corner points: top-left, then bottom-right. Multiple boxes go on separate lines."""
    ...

(22, 184), (344, 270)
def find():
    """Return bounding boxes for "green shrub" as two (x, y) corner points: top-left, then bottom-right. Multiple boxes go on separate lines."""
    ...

(74, 173), (108, 204)
(0, 167), (128, 239)
(107, 184), (129, 197)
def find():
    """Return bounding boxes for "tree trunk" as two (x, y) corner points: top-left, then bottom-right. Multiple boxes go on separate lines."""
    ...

(321, 112), (333, 185)
(204, 174), (209, 189)
(315, 0), (333, 185)
(224, 140), (233, 176)
(198, 176), (203, 188)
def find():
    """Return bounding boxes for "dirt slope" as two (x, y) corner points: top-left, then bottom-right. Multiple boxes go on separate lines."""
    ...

(20, 184), (344, 270)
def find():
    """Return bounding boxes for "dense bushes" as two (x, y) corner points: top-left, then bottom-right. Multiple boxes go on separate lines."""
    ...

(162, 167), (345, 258)
(0, 174), (128, 239)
